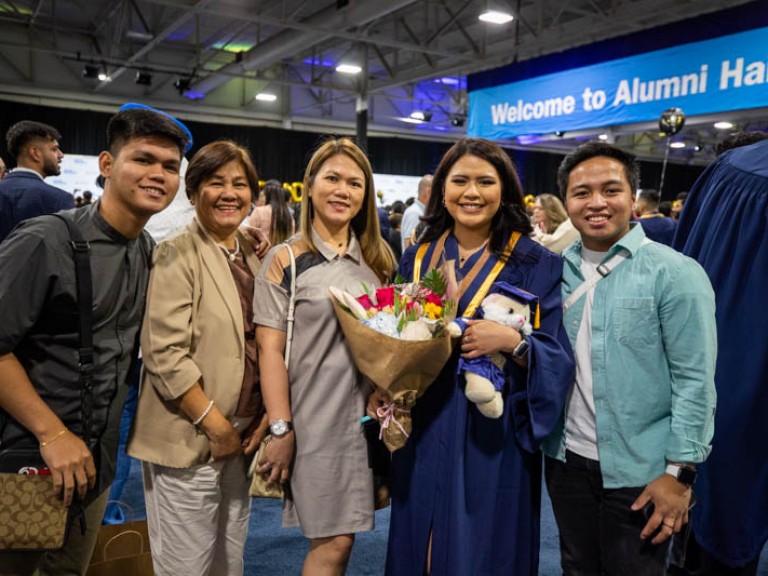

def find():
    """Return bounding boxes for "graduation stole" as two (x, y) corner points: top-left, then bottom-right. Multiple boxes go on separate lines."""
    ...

(413, 230), (521, 318)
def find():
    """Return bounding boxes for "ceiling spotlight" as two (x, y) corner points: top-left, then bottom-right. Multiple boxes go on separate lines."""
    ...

(451, 115), (466, 127)
(174, 77), (192, 94)
(82, 65), (100, 79)
(336, 63), (362, 74)
(479, 10), (514, 24)
(398, 117), (425, 124)
(255, 92), (277, 102)
(410, 111), (426, 121)
(714, 121), (734, 130)
(135, 71), (152, 86)
(598, 134), (609, 141)
(670, 142), (686, 149)
(554, 130), (565, 137)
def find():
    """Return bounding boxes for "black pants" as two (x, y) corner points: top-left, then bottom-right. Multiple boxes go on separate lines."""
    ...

(545, 451), (670, 576)
(667, 532), (759, 576)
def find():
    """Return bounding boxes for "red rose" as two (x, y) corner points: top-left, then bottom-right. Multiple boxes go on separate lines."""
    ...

(376, 286), (396, 309)
(425, 291), (443, 307)
(357, 294), (374, 310)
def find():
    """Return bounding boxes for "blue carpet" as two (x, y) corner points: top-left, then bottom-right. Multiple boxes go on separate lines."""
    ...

(120, 456), (767, 575)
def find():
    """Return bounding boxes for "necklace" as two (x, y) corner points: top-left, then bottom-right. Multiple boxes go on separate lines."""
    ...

(218, 237), (240, 262)
(458, 240), (488, 264)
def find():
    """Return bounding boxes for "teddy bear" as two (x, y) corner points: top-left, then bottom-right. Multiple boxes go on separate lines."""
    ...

(447, 284), (534, 418)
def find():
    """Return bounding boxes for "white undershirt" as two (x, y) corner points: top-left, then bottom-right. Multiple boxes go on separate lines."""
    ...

(564, 246), (607, 461)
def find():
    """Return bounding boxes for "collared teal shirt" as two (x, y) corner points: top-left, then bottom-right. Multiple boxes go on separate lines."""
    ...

(543, 224), (717, 488)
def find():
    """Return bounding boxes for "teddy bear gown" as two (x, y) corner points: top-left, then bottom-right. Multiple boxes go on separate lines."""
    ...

(385, 232), (574, 576)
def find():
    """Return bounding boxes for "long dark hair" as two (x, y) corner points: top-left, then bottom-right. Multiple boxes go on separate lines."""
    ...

(421, 138), (532, 254)
(262, 179), (293, 244)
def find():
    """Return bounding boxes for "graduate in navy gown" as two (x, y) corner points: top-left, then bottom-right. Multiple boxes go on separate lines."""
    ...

(672, 138), (768, 575)
(374, 138), (574, 575)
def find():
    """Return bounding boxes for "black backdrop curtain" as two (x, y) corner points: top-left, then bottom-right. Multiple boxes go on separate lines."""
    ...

(0, 100), (703, 200)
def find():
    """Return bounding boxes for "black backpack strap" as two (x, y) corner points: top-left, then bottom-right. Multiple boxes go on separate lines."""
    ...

(51, 214), (94, 448)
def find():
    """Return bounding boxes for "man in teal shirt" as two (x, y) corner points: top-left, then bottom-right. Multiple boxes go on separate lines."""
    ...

(543, 141), (717, 576)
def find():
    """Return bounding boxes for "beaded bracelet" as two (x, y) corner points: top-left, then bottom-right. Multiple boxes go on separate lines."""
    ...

(40, 428), (68, 448)
(193, 400), (215, 427)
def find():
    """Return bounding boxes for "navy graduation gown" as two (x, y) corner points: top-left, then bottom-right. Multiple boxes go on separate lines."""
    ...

(385, 233), (574, 575)
(673, 139), (768, 567)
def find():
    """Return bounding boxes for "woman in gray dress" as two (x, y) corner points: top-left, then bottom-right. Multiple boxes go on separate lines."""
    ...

(253, 137), (395, 575)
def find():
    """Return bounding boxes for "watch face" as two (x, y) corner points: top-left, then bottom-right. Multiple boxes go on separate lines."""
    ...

(270, 420), (288, 436)
(513, 340), (530, 358)
(678, 466), (697, 486)
(270, 420), (294, 436)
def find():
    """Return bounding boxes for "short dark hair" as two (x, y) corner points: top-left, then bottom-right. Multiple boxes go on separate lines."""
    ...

(557, 141), (640, 197)
(636, 188), (661, 209)
(390, 200), (406, 215)
(715, 131), (768, 156)
(185, 140), (259, 200)
(107, 109), (189, 158)
(6, 121), (62, 159)
(421, 138), (532, 255)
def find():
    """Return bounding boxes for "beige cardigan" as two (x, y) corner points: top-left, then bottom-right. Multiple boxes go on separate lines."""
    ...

(127, 219), (260, 468)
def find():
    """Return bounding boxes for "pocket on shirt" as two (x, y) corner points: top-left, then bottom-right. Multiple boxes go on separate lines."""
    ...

(613, 297), (657, 347)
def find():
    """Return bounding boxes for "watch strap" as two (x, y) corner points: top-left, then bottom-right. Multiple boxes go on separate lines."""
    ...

(665, 463), (696, 486)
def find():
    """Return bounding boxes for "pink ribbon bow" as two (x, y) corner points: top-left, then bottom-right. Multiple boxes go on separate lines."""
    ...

(376, 401), (410, 440)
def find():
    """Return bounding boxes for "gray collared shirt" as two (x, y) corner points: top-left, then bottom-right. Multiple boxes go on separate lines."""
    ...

(0, 201), (152, 494)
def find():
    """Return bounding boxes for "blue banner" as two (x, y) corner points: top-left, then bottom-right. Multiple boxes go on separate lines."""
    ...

(468, 27), (768, 139)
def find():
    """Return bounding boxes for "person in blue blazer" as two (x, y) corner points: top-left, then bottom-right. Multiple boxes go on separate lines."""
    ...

(0, 120), (73, 243)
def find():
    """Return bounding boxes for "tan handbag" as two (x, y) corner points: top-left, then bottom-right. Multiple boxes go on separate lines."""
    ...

(248, 244), (295, 499)
(0, 472), (70, 550)
(248, 436), (284, 499)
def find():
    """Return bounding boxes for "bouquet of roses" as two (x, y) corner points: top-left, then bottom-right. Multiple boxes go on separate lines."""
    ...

(329, 267), (459, 452)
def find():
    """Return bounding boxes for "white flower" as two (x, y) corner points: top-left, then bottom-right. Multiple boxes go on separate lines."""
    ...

(400, 318), (433, 341)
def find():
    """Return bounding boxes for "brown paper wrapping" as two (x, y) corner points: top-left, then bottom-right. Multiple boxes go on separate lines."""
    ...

(331, 295), (456, 451)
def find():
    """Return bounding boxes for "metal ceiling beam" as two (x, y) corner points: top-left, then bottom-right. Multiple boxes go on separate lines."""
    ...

(191, 0), (420, 97)
(93, 0), (214, 90)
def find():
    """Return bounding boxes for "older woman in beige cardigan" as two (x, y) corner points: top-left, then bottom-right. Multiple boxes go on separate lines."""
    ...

(128, 140), (266, 576)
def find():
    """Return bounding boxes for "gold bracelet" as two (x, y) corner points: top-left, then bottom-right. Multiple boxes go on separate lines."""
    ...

(40, 428), (68, 448)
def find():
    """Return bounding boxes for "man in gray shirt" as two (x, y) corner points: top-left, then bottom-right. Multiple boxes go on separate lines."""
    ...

(0, 107), (189, 574)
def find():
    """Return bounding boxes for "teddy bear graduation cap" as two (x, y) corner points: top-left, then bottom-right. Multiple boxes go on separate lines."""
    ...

(448, 282), (540, 418)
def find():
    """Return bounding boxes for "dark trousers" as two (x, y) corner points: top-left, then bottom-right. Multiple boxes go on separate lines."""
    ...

(545, 451), (670, 576)
(668, 532), (759, 576)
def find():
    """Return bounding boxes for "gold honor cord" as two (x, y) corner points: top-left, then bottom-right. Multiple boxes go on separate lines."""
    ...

(413, 231), (522, 318)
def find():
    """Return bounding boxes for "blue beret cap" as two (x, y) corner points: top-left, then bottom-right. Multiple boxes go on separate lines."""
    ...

(118, 102), (193, 154)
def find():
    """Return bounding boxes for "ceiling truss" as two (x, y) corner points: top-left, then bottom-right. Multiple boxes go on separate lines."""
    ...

(0, 0), (762, 164)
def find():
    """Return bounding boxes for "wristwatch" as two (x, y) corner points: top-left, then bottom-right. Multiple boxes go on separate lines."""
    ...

(665, 463), (697, 487)
(269, 419), (294, 437)
(512, 337), (530, 359)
